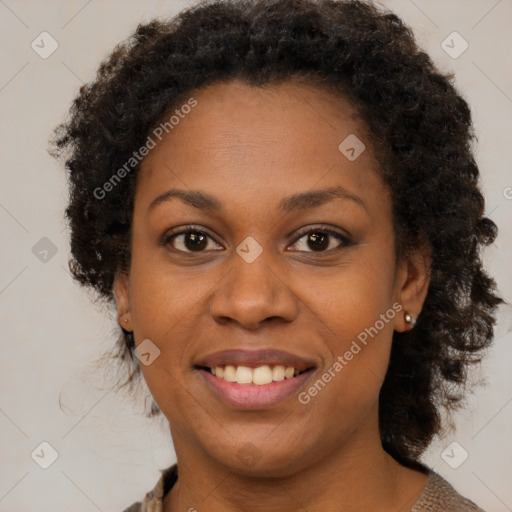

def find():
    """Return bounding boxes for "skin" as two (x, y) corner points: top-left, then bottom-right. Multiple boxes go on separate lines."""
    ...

(114, 80), (431, 512)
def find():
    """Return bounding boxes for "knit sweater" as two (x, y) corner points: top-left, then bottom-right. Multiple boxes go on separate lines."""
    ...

(123, 464), (485, 512)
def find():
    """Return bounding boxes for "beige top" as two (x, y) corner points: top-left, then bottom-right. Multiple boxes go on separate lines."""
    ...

(122, 464), (485, 512)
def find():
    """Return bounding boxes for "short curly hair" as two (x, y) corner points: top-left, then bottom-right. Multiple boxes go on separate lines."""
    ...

(50, 0), (502, 466)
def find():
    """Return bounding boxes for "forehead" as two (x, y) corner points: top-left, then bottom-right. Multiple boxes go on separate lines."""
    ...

(136, 79), (388, 217)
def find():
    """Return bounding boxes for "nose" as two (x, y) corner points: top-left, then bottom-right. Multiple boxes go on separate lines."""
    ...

(210, 248), (299, 330)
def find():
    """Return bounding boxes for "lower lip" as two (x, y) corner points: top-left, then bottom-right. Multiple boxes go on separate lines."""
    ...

(197, 368), (315, 410)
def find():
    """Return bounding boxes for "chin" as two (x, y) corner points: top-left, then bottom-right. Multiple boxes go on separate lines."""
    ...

(202, 436), (313, 478)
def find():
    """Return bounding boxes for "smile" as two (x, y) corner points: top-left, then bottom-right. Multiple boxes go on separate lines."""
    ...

(198, 364), (309, 385)
(196, 365), (316, 409)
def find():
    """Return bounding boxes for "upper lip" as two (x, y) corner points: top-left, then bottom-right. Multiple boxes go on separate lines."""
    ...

(194, 348), (317, 372)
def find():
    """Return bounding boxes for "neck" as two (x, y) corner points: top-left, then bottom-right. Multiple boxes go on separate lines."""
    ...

(163, 418), (428, 512)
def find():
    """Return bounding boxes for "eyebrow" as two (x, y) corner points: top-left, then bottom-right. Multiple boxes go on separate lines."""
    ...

(148, 189), (222, 213)
(278, 185), (367, 213)
(147, 185), (367, 214)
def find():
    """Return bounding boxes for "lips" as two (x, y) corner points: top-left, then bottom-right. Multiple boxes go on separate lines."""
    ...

(194, 348), (316, 372)
(193, 348), (317, 409)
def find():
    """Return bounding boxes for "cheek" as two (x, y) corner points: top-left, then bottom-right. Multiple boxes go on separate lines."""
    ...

(126, 245), (227, 411)
(302, 249), (397, 343)
(127, 232), (219, 341)
(294, 250), (398, 407)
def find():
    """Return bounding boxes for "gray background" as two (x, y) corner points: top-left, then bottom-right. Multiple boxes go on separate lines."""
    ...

(1, 0), (511, 510)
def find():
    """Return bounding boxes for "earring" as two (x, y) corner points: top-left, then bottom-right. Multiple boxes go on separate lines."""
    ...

(405, 313), (416, 327)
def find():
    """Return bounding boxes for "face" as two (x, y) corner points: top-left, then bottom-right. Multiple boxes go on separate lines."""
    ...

(114, 80), (429, 477)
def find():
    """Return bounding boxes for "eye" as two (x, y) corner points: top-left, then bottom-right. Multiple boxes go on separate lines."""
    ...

(163, 226), (223, 253)
(288, 226), (352, 253)
(163, 225), (352, 254)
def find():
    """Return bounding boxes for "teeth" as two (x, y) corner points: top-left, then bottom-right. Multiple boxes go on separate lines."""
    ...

(272, 365), (285, 381)
(206, 364), (305, 385)
(235, 365), (253, 384)
(285, 366), (295, 379)
(253, 365), (273, 385)
(223, 365), (237, 382)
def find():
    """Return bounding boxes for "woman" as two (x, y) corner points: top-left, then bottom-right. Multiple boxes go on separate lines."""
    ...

(50, 0), (502, 510)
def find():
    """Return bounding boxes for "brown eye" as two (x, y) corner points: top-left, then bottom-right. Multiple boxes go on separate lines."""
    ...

(165, 228), (223, 253)
(289, 227), (352, 253)
(307, 232), (330, 251)
(182, 231), (207, 251)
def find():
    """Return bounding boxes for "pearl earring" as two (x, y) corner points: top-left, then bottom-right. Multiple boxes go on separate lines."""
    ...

(405, 313), (416, 327)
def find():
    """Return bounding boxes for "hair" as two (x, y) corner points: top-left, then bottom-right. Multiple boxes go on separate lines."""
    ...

(49, 0), (503, 466)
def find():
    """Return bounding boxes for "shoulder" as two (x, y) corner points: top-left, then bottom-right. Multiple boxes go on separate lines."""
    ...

(121, 464), (178, 512)
(411, 471), (485, 512)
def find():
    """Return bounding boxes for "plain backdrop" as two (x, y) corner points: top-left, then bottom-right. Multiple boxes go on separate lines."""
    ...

(1, 1), (511, 511)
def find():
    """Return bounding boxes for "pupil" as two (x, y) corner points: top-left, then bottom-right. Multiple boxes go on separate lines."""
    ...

(185, 232), (207, 251)
(308, 232), (328, 251)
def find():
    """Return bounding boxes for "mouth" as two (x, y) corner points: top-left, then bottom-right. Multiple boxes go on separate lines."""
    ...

(193, 348), (316, 385)
(193, 348), (317, 409)
(195, 364), (313, 386)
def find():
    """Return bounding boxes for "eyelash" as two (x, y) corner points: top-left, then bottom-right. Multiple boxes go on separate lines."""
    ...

(291, 225), (353, 252)
(162, 224), (353, 254)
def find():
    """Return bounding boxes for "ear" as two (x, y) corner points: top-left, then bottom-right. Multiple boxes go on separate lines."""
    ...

(394, 244), (431, 332)
(113, 271), (132, 331)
